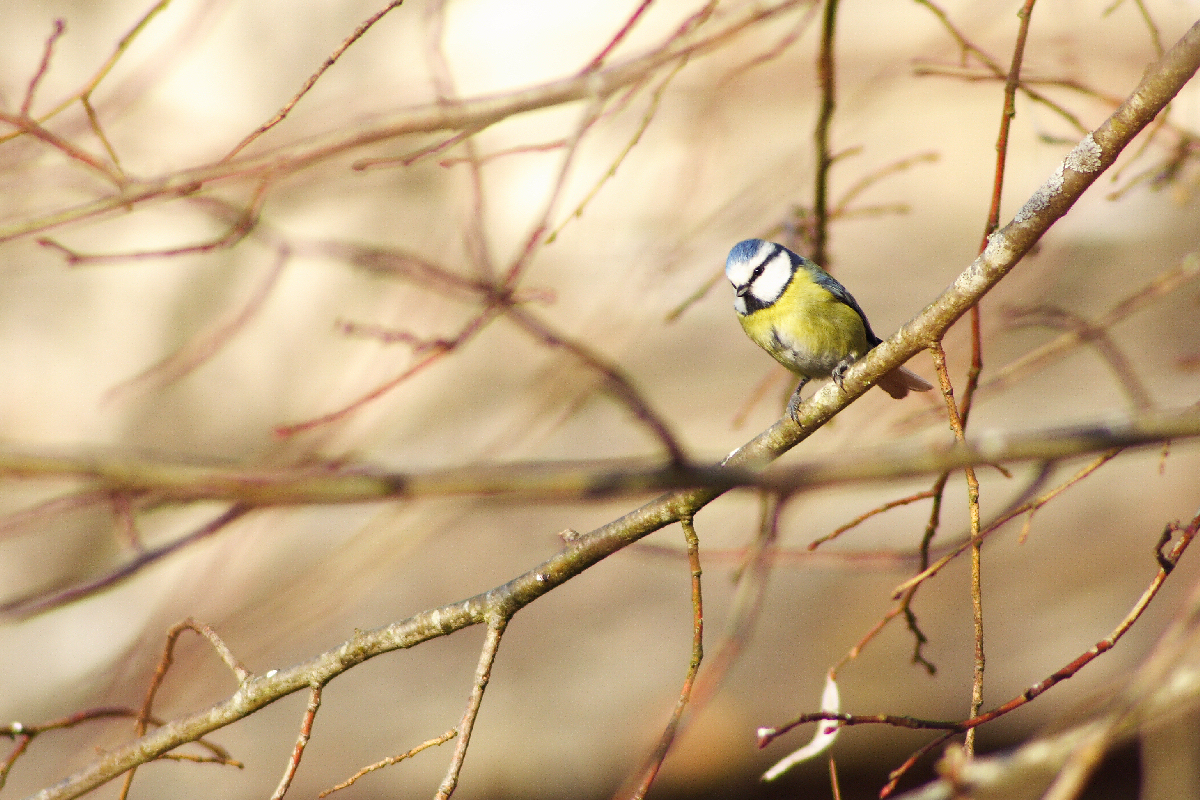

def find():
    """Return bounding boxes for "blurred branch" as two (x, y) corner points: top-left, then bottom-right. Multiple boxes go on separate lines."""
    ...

(3, 408), (1196, 619)
(0, 0), (808, 243)
(987, 252), (1200, 396)
(20, 19), (66, 118)
(1, 506), (251, 618)
(223, 0), (409, 160)
(913, 0), (1090, 135)
(504, 306), (688, 464)
(1003, 304), (1154, 411)
(811, 0), (839, 267)
(2, 409), (1199, 508)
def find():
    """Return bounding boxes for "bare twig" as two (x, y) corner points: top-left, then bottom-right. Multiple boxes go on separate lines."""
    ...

(762, 511), (1197, 795)
(0, 110), (122, 185)
(435, 618), (508, 800)
(319, 730), (456, 797)
(21, 19), (66, 117)
(622, 515), (704, 800)
(807, 490), (937, 549)
(985, 253), (1200, 396)
(2, 708), (143, 790)
(0, 0), (809, 244)
(38, 181), (270, 264)
(583, 0), (656, 72)
(1, 506), (251, 618)
(275, 305), (501, 436)
(811, 0), (839, 268)
(102, 240), (288, 402)
(1003, 305), (1153, 411)
(120, 618), (247, 799)
(270, 685), (323, 800)
(0, 410), (1197, 511)
(882, 510), (1200, 797)
(0, 0), (171, 148)
(504, 306), (688, 465)
(223, 1), (409, 160)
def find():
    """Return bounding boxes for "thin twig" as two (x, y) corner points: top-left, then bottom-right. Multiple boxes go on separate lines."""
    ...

(0, 110), (122, 185)
(435, 618), (508, 800)
(0, 0), (171, 145)
(223, 1), (409, 160)
(1002, 305), (1153, 411)
(103, 239), (288, 402)
(930, 342), (985, 753)
(984, 253), (1200, 396)
(881, 511), (1199, 796)
(504, 306), (688, 465)
(424, 0), (496, 282)
(811, 0), (839, 268)
(583, 0), (656, 72)
(274, 306), (501, 436)
(807, 491), (936, 549)
(1, 506), (251, 619)
(38, 181), (270, 264)
(270, 685), (323, 800)
(319, 731), (456, 797)
(121, 618), (247, 799)
(767, 512), (1198, 792)
(21, 19), (66, 117)
(622, 515), (704, 800)
(2, 708), (144, 791)
(0, 1), (820, 244)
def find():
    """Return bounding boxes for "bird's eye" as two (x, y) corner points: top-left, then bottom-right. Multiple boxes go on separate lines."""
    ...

(751, 265), (764, 280)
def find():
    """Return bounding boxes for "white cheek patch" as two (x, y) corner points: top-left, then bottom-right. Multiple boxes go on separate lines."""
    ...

(750, 251), (792, 304)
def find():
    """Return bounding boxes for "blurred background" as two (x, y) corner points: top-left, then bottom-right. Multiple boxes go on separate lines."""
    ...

(2, 1), (1200, 798)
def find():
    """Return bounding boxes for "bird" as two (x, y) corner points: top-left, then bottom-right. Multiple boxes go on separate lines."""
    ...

(724, 238), (932, 420)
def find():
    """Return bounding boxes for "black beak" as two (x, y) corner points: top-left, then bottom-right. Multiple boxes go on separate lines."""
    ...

(736, 285), (749, 298)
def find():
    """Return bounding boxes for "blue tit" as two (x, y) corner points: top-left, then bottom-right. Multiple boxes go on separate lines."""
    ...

(725, 238), (932, 420)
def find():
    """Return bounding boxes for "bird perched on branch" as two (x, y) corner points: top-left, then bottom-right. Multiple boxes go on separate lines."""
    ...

(725, 238), (932, 420)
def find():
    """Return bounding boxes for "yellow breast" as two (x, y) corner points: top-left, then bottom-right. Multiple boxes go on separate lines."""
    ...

(738, 275), (870, 379)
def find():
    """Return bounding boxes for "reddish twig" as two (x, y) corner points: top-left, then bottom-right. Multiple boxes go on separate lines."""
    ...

(1, 505), (251, 619)
(21, 19), (66, 117)
(121, 618), (247, 799)
(808, 490), (937, 549)
(0, 110), (122, 184)
(583, 0), (656, 72)
(270, 685), (323, 800)
(881, 512), (1198, 796)
(38, 181), (270, 265)
(223, 1), (409, 160)
(504, 305), (688, 464)
(2, 708), (144, 790)
(621, 515), (704, 800)
(103, 241), (288, 403)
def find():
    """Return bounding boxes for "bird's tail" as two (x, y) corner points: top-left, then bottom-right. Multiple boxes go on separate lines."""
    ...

(875, 366), (934, 399)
